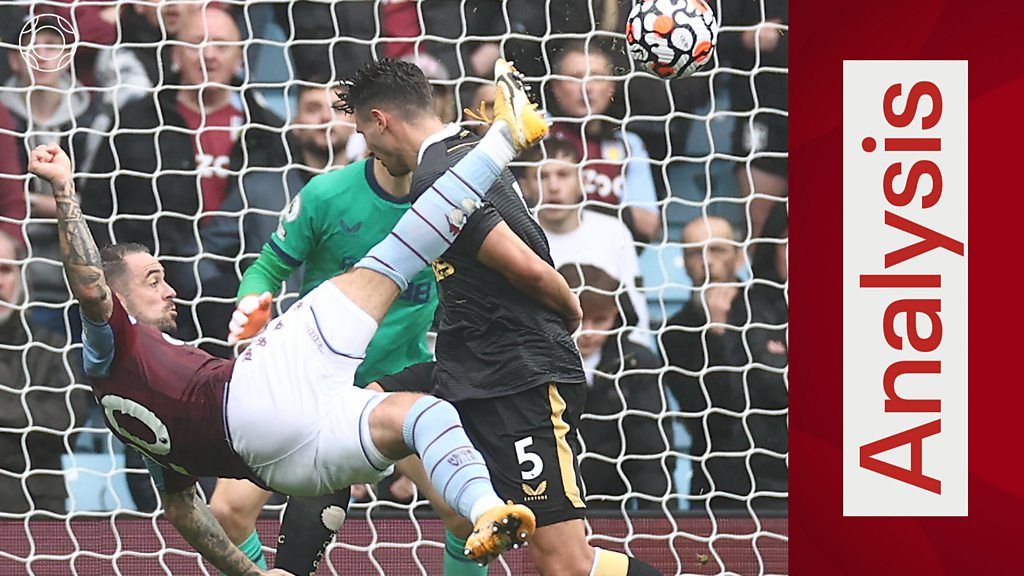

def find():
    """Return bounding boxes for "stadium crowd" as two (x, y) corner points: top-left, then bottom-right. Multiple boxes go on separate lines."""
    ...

(0, 0), (786, 520)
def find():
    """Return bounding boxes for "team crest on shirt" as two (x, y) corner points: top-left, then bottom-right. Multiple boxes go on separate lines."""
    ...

(276, 195), (303, 240)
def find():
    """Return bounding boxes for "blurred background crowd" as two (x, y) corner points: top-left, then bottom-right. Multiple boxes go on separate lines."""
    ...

(0, 0), (787, 521)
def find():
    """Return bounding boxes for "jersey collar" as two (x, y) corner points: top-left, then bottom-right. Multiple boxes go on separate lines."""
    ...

(365, 158), (411, 204)
(417, 123), (461, 165)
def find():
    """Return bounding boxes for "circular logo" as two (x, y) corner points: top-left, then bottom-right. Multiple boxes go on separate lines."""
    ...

(19, 14), (78, 73)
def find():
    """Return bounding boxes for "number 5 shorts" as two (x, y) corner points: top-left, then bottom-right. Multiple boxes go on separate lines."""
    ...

(453, 382), (588, 527)
(226, 282), (396, 496)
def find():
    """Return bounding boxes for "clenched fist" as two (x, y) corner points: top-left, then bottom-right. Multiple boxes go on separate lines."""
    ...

(27, 144), (73, 189)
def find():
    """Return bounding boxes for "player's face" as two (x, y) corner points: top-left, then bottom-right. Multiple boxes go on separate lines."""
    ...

(119, 253), (178, 332)
(355, 109), (411, 177)
(682, 219), (740, 286)
(294, 88), (354, 156)
(174, 10), (242, 88)
(576, 299), (617, 358)
(552, 52), (616, 117)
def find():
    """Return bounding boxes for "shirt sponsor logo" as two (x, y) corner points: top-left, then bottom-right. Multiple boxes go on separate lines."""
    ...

(338, 217), (362, 234)
(432, 260), (456, 282)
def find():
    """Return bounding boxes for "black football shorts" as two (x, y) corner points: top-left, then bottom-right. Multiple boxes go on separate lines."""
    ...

(453, 382), (588, 527)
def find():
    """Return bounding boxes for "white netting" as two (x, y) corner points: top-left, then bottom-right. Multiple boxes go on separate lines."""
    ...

(0, 1), (787, 574)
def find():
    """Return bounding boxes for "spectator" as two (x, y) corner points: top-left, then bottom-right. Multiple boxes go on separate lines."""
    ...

(660, 216), (749, 512)
(440, 1), (629, 79)
(558, 263), (672, 510)
(194, 82), (363, 354)
(0, 101), (24, 244)
(290, 82), (361, 174)
(718, 0), (788, 238)
(114, 0), (199, 88)
(83, 7), (293, 343)
(724, 203), (788, 510)
(90, 5), (158, 109)
(548, 42), (661, 242)
(273, 1), (419, 82)
(2, 23), (107, 334)
(523, 138), (652, 347)
(0, 230), (91, 515)
(0, 1), (117, 86)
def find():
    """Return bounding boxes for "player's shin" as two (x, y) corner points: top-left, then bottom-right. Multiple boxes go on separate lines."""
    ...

(353, 123), (516, 291)
(275, 488), (350, 575)
(398, 396), (504, 522)
(231, 531), (267, 574)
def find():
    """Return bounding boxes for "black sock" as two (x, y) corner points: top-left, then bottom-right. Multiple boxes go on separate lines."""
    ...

(594, 548), (664, 576)
(627, 557), (663, 576)
(274, 487), (350, 575)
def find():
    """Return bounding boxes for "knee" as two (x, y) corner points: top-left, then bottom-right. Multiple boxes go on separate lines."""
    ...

(209, 492), (262, 541)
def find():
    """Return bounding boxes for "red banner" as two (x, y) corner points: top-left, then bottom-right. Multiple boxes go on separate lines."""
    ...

(791, 0), (1024, 573)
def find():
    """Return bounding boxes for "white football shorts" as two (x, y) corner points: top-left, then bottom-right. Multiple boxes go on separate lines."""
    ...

(226, 282), (396, 496)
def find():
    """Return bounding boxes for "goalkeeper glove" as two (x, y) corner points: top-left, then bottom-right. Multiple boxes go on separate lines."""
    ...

(228, 292), (273, 345)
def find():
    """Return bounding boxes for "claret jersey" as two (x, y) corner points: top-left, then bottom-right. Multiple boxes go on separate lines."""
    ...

(83, 297), (253, 491)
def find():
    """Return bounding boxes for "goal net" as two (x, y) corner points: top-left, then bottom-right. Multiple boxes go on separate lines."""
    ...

(0, 0), (788, 574)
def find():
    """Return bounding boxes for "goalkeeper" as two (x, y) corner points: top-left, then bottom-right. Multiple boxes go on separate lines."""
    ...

(212, 154), (482, 574)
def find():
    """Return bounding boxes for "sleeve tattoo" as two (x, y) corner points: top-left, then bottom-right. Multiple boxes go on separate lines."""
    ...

(53, 183), (112, 322)
(162, 486), (263, 576)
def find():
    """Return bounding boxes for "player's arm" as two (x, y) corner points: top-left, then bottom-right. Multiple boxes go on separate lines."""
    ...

(476, 221), (582, 331)
(27, 144), (113, 324)
(139, 455), (286, 575)
(162, 485), (281, 576)
(228, 190), (312, 344)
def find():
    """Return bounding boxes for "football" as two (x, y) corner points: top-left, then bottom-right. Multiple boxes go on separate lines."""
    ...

(626, 0), (718, 80)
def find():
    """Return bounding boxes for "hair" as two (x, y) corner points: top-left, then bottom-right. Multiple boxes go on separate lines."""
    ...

(542, 136), (582, 163)
(518, 137), (582, 175)
(680, 215), (738, 244)
(100, 243), (150, 291)
(334, 58), (434, 117)
(296, 78), (330, 100)
(558, 263), (620, 315)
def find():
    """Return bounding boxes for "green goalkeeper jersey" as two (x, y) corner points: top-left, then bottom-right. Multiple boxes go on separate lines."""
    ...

(237, 158), (437, 387)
